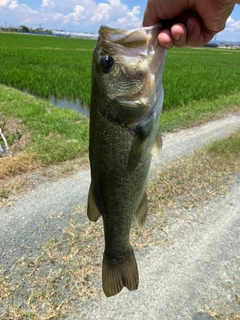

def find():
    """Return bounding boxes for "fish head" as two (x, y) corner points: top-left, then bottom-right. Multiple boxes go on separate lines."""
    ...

(91, 24), (166, 121)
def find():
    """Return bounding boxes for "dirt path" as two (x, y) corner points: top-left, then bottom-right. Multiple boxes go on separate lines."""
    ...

(0, 113), (240, 319)
(79, 182), (240, 320)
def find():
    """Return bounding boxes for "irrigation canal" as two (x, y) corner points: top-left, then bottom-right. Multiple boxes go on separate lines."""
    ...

(50, 96), (90, 118)
(22, 88), (90, 118)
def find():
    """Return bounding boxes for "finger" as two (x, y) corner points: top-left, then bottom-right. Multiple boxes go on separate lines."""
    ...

(186, 17), (205, 47)
(171, 23), (187, 48)
(201, 30), (215, 45)
(158, 29), (173, 49)
(185, 17), (215, 46)
(158, 24), (187, 49)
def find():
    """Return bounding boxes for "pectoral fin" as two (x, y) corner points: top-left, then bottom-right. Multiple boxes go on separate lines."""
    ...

(134, 192), (148, 227)
(87, 183), (101, 222)
(127, 128), (147, 170)
(152, 131), (162, 160)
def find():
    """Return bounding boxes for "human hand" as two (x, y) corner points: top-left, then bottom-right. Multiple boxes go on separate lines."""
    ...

(143, 0), (237, 48)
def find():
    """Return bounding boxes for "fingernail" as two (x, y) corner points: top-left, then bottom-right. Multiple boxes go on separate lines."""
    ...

(187, 19), (194, 33)
(165, 43), (172, 49)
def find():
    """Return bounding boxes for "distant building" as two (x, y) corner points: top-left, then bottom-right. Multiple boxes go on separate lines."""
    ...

(3, 26), (21, 32)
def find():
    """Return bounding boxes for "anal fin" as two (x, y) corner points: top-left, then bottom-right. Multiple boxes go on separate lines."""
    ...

(87, 183), (101, 222)
(134, 192), (148, 227)
(102, 249), (139, 297)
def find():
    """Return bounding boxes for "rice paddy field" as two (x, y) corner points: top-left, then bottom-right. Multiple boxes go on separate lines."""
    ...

(0, 33), (95, 106)
(1, 32), (240, 111)
(0, 31), (240, 173)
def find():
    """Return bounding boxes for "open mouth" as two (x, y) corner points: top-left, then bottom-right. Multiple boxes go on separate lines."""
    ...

(98, 24), (165, 78)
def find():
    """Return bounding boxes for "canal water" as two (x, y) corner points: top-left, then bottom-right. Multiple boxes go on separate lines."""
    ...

(23, 89), (90, 118)
(50, 96), (90, 118)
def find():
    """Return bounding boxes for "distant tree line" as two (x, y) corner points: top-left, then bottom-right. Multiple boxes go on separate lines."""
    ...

(1, 25), (53, 35)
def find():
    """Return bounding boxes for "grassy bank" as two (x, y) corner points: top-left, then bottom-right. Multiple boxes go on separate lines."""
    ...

(0, 85), (89, 173)
(0, 84), (239, 179)
(148, 128), (240, 211)
(160, 89), (240, 131)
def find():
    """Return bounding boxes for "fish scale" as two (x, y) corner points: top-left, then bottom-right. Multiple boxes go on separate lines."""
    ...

(87, 24), (166, 297)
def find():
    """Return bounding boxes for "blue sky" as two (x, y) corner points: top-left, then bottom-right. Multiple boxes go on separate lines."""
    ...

(0, 0), (240, 41)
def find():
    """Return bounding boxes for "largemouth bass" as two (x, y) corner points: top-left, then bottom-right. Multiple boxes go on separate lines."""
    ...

(87, 24), (166, 297)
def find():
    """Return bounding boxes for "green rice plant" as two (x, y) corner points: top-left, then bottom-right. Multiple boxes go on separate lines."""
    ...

(0, 33), (95, 105)
(0, 32), (96, 49)
(163, 47), (240, 110)
(1, 33), (240, 112)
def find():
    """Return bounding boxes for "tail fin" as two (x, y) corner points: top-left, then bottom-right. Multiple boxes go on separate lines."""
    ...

(102, 250), (139, 297)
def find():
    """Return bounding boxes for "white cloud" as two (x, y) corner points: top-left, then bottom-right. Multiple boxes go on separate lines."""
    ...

(91, 3), (111, 23)
(41, 0), (55, 9)
(0, 0), (142, 31)
(88, 0), (141, 28)
(52, 5), (86, 25)
(55, 0), (141, 29)
(117, 5), (141, 28)
(216, 16), (240, 42)
(8, 0), (18, 9)
(225, 16), (240, 31)
(0, 0), (11, 6)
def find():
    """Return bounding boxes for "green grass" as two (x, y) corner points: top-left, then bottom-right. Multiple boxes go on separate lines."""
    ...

(160, 90), (240, 131)
(0, 85), (89, 167)
(207, 129), (240, 157)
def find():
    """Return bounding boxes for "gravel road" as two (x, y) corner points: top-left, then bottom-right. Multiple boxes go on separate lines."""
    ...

(1, 114), (240, 319)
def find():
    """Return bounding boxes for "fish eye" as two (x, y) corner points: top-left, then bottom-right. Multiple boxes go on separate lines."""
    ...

(99, 55), (114, 72)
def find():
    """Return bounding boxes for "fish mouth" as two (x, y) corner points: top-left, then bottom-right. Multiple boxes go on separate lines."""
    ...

(95, 24), (166, 126)
(98, 24), (165, 80)
(97, 24), (165, 106)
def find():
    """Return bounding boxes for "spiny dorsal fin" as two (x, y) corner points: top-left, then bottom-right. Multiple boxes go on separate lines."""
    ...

(87, 183), (101, 222)
(102, 249), (139, 297)
(134, 192), (148, 227)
